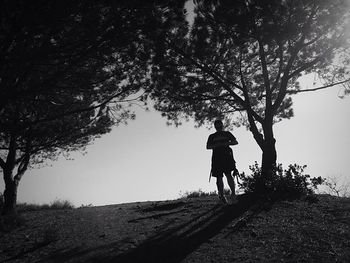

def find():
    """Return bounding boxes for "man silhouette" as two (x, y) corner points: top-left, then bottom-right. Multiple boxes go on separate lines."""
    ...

(206, 119), (238, 204)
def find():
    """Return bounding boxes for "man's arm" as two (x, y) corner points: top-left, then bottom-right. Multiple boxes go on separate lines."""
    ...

(206, 135), (224, 149)
(207, 138), (233, 149)
(207, 132), (238, 149)
(207, 141), (229, 149)
(228, 132), (238, 146)
(206, 135), (214, 149)
(229, 139), (238, 146)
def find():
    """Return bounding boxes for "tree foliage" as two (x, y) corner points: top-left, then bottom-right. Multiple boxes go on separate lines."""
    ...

(150, 0), (350, 126)
(0, 0), (186, 214)
(148, 0), (350, 174)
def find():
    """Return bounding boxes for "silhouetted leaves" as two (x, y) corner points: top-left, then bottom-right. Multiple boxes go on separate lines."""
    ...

(238, 162), (325, 200)
(0, 0), (187, 214)
(148, 0), (350, 175)
(149, 0), (350, 128)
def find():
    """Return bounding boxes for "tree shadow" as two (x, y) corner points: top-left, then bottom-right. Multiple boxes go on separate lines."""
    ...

(45, 195), (257, 263)
(92, 195), (257, 263)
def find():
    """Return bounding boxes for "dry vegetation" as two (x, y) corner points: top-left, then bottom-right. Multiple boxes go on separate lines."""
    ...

(0, 194), (349, 262)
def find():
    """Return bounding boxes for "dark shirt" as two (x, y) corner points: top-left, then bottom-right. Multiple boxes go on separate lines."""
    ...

(207, 131), (237, 157)
(207, 131), (237, 173)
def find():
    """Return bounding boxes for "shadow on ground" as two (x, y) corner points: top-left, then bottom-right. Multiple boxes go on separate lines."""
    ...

(47, 195), (258, 263)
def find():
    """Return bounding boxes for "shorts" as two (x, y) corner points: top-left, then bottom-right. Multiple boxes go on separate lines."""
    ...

(211, 152), (236, 177)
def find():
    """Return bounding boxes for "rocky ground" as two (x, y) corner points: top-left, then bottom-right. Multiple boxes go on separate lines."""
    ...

(0, 194), (349, 263)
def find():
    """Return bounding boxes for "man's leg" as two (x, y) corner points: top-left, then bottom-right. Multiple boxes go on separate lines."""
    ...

(224, 171), (235, 194)
(216, 176), (227, 204)
(216, 176), (224, 196)
(224, 171), (238, 203)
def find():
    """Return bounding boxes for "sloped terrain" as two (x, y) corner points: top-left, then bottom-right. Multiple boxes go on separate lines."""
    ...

(0, 194), (349, 262)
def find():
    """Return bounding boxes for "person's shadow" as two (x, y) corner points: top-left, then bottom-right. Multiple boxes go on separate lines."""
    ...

(93, 195), (258, 263)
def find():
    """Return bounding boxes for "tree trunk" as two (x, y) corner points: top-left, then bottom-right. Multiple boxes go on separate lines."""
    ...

(247, 112), (277, 176)
(2, 169), (18, 215)
(261, 138), (277, 176)
(261, 120), (277, 177)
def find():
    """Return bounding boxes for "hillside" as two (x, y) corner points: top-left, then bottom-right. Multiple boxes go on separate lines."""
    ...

(1, 194), (349, 262)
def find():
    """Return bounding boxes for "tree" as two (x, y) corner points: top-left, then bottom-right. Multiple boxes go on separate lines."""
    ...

(0, 0), (186, 214)
(149, 0), (350, 176)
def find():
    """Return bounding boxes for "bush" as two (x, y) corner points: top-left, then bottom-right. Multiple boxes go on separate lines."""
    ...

(180, 189), (215, 199)
(49, 199), (75, 210)
(0, 190), (75, 213)
(180, 189), (231, 199)
(322, 175), (350, 197)
(79, 203), (93, 208)
(16, 199), (74, 212)
(238, 162), (325, 201)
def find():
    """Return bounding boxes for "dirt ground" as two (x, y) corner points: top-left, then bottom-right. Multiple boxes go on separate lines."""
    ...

(0, 194), (349, 263)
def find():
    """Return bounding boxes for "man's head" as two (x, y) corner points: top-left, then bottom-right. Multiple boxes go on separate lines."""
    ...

(214, 119), (223, 131)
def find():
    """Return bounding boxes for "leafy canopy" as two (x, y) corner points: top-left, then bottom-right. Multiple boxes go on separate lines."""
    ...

(0, 0), (186, 175)
(149, 0), (350, 130)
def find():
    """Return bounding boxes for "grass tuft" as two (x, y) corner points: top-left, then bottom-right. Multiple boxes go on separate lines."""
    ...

(2, 199), (75, 213)
(180, 188), (231, 199)
(49, 199), (75, 210)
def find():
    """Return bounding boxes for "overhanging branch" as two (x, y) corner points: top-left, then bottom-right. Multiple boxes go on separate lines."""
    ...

(257, 39), (272, 109)
(287, 78), (350, 94)
(272, 3), (319, 114)
(287, 48), (334, 80)
(272, 42), (284, 92)
(166, 40), (245, 99)
(24, 89), (129, 127)
(166, 40), (264, 123)
(0, 157), (5, 169)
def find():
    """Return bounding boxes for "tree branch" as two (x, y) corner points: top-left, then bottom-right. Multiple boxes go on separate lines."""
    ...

(272, 3), (319, 114)
(257, 39), (272, 109)
(27, 106), (106, 156)
(14, 146), (30, 182)
(6, 133), (17, 171)
(287, 48), (334, 80)
(238, 50), (264, 125)
(247, 112), (264, 150)
(166, 40), (244, 97)
(287, 78), (350, 94)
(24, 89), (128, 127)
(272, 42), (284, 92)
(166, 40), (264, 123)
(0, 157), (5, 169)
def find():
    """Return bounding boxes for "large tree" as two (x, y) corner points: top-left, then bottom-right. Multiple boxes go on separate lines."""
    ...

(149, 0), (350, 176)
(0, 0), (186, 214)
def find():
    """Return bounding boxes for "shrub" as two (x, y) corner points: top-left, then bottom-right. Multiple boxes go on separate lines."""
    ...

(180, 189), (213, 199)
(16, 199), (74, 212)
(180, 189), (231, 199)
(322, 175), (350, 197)
(238, 162), (325, 201)
(49, 199), (75, 210)
(17, 203), (49, 212)
(79, 203), (93, 208)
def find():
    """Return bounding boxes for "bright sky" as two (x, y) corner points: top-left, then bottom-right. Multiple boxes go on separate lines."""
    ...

(1, 75), (348, 207)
